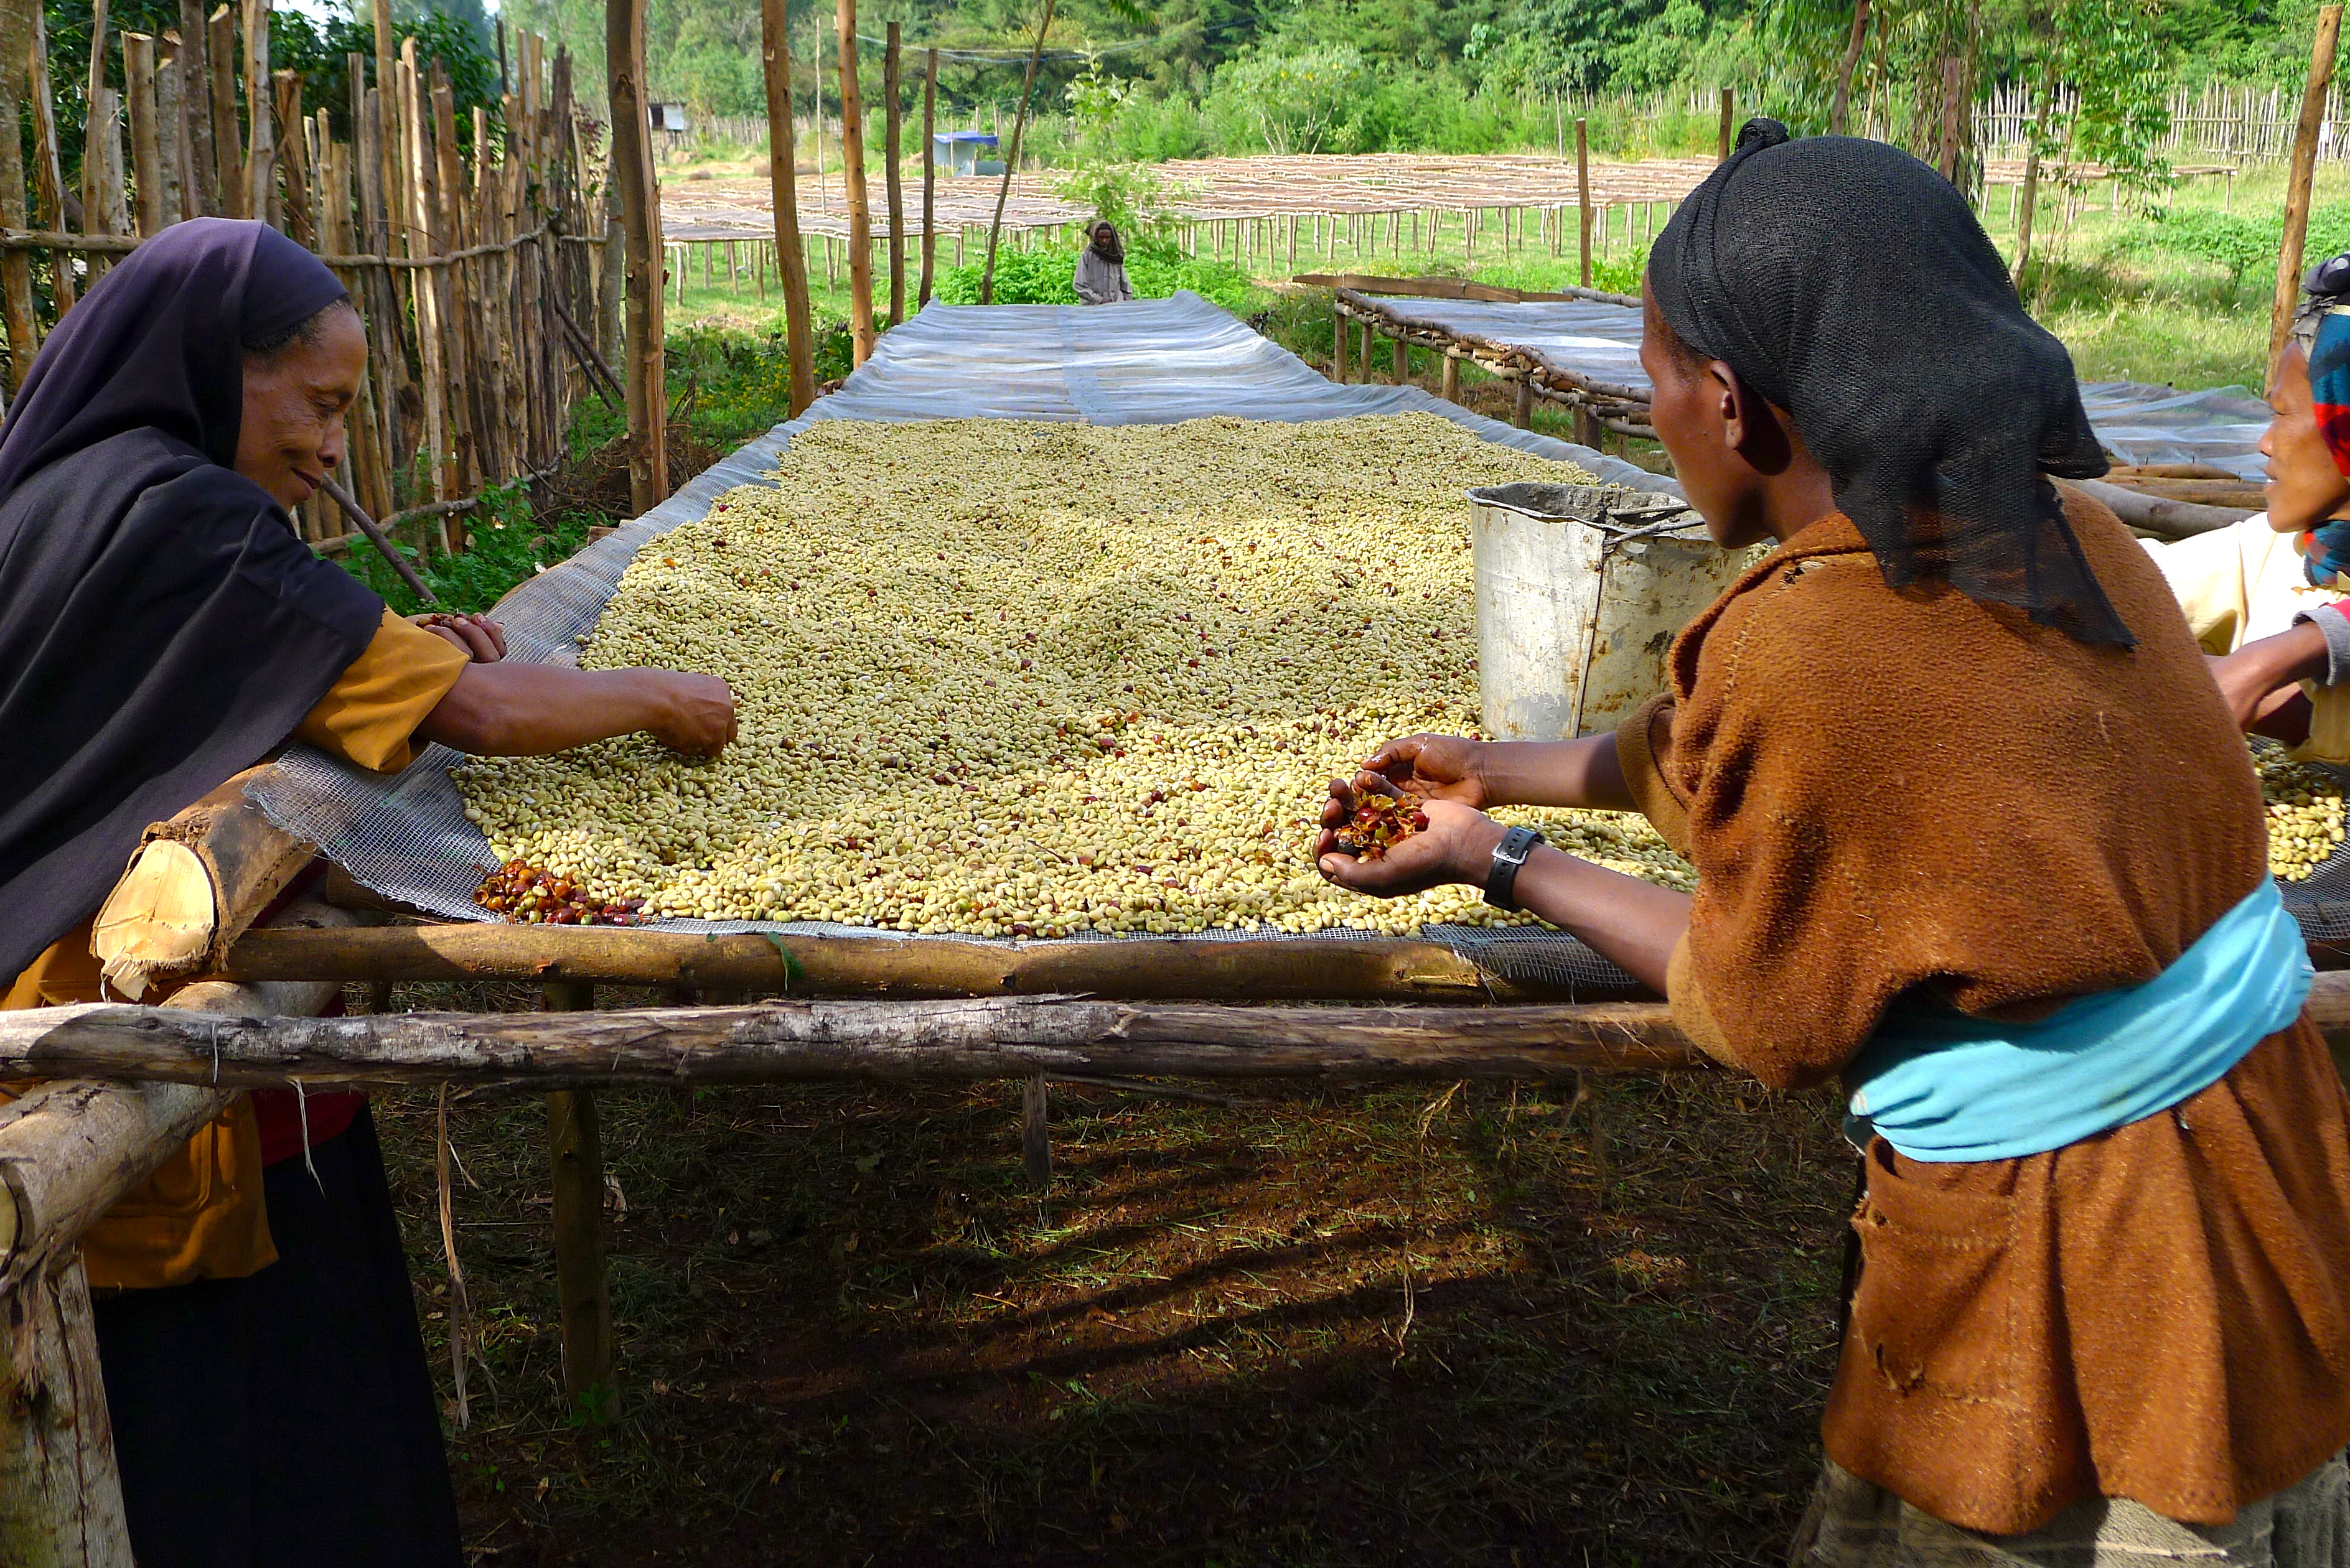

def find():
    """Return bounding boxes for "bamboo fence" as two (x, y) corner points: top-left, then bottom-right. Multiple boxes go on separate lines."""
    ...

(1, 7), (612, 564)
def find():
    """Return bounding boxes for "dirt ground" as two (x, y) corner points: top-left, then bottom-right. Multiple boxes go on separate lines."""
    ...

(365, 983), (1851, 1568)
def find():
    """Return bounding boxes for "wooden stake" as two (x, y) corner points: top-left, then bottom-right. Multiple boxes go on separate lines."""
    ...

(1021, 1072), (1051, 1190)
(1331, 301), (1347, 380)
(0, 0), (39, 390)
(272, 68), (307, 244)
(2011, 62), (2054, 291)
(980, 0), (1056, 305)
(1575, 117), (1591, 289)
(543, 982), (615, 1414)
(241, 0), (274, 224)
(124, 34), (166, 236)
(884, 21), (904, 327)
(919, 45), (936, 307)
(606, 0), (668, 510)
(208, 4), (242, 216)
(1392, 335), (1407, 384)
(2275, 4), (2344, 375)
(178, 0), (216, 213)
(837, 0), (874, 360)
(27, 5), (71, 315)
(1441, 348), (1459, 403)
(1514, 376), (1534, 429)
(761, 0), (815, 413)
(1716, 86), (1734, 162)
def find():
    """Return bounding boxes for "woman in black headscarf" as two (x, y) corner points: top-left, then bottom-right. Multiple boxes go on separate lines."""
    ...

(0, 218), (735, 1566)
(1314, 128), (2350, 1563)
(1074, 220), (1133, 305)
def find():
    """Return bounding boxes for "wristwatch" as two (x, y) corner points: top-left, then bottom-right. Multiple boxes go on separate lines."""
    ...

(1483, 826), (1543, 912)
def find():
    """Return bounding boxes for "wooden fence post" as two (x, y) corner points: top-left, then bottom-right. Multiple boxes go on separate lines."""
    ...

(0, 1257), (133, 1567)
(208, 4), (242, 217)
(124, 34), (166, 238)
(606, 0), (668, 510)
(1575, 117), (1591, 289)
(1717, 87), (1734, 162)
(884, 21), (904, 327)
(2275, 4), (2344, 375)
(176, 0), (214, 215)
(0, 0), (37, 392)
(919, 46), (937, 307)
(27, 5), (72, 316)
(760, 0), (815, 412)
(241, 0), (273, 225)
(543, 982), (614, 1412)
(838, 0), (873, 362)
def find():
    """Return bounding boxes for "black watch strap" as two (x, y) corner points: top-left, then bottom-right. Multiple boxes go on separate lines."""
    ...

(1483, 826), (1543, 912)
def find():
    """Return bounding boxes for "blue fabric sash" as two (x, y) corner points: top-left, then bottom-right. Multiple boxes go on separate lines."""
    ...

(1845, 880), (2312, 1163)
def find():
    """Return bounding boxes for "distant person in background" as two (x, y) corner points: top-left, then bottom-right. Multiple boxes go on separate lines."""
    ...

(1075, 221), (1133, 305)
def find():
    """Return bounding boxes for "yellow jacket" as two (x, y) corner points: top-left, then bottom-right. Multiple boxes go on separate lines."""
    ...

(2142, 515), (2350, 763)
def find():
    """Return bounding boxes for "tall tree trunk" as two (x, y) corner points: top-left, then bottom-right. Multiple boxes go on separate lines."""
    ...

(606, 0), (668, 510)
(837, 0), (873, 363)
(1829, 0), (1870, 136)
(760, 0), (815, 412)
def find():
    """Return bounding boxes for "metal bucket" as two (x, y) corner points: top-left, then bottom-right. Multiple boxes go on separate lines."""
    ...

(1466, 482), (1743, 740)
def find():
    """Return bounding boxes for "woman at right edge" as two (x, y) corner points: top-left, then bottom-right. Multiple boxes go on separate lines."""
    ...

(1318, 123), (2350, 1563)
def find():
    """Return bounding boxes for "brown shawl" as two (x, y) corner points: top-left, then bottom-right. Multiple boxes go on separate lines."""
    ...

(1615, 486), (2350, 1531)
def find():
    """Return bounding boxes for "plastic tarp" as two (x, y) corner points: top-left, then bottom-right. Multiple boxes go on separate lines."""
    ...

(1369, 294), (2272, 478)
(248, 292), (1675, 992)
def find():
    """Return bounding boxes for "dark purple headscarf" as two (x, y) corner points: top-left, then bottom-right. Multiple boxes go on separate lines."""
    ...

(0, 218), (383, 984)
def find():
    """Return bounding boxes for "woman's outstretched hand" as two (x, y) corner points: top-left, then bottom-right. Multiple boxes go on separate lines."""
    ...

(1357, 733), (1492, 809)
(1314, 775), (1504, 898)
(414, 612), (507, 663)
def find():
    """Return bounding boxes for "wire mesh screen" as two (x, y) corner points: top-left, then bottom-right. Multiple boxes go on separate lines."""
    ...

(250, 294), (1671, 994)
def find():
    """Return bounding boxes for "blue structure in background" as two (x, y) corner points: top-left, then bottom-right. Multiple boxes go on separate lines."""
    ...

(934, 131), (1003, 177)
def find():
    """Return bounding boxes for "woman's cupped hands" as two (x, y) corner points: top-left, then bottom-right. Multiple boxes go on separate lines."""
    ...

(1314, 732), (1506, 898)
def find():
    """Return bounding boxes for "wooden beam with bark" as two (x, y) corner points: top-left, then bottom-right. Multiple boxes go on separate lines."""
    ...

(215, 922), (1593, 1002)
(0, 994), (1715, 1088)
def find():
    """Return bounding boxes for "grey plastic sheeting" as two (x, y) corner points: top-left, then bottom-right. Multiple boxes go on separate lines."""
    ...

(248, 292), (1665, 994)
(1372, 293), (2274, 480)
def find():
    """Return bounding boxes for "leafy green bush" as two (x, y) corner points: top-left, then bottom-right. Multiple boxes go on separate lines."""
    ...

(2133, 202), (2350, 291)
(930, 243), (1260, 314)
(339, 480), (593, 617)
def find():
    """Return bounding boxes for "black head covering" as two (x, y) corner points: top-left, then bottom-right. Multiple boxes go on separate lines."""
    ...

(1090, 223), (1123, 264)
(1647, 121), (2129, 646)
(0, 218), (381, 984)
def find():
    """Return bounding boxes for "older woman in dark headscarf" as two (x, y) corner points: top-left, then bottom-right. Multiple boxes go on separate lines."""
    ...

(1314, 127), (2350, 1564)
(1074, 220), (1133, 305)
(0, 218), (735, 1567)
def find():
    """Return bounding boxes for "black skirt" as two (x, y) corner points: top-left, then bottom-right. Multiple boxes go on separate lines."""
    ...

(91, 1104), (464, 1568)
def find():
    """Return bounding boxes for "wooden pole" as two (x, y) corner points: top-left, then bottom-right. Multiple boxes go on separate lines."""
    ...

(1575, 117), (1591, 289)
(2011, 63), (2054, 291)
(208, 4), (242, 217)
(980, 0), (1056, 305)
(884, 21), (904, 327)
(241, 0), (274, 225)
(607, 0), (669, 510)
(0, 0), (38, 391)
(760, 0), (816, 414)
(919, 46), (937, 307)
(225, 918), (1568, 1003)
(543, 982), (615, 1413)
(124, 34), (166, 236)
(2275, 4), (2344, 375)
(178, 0), (216, 213)
(272, 68), (307, 245)
(837, 0), (873, 362)
(27, 5), (71, 315)
(1331, 301), (1347, 379)
(1717, 86), (1734, 161)
(0, 994), (1725, 1086)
